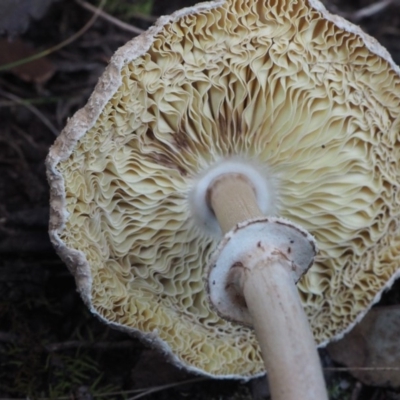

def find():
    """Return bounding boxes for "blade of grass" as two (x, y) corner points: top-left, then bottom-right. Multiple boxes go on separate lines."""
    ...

(0, 0), (106, 72)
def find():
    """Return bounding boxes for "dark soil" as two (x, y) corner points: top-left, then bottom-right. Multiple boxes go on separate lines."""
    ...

(0, 0), (399, 399)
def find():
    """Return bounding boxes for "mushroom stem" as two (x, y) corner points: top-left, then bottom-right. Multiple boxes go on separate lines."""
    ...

(241, 256), (327, 400)
(208, 173), (328, 400)
(207, 173), (264, 234)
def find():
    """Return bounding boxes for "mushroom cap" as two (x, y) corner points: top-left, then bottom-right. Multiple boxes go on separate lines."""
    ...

(47, 0), (400, 378)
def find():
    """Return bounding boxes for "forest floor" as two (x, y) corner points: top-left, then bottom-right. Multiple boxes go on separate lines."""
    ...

(1, 0), (400, 399)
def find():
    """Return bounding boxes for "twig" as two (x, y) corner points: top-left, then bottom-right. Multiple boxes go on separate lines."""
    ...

(351, 0), (393, 22)
(0, 332), (19, 343)
(350, 382), (363, 400)
(0, 377), (208, 400)
(0, 96), (60, 108)
(0, 89), (59, 136)
(11, 124), (42, 149)
(130, 11), (158, 24)
(0, 333), (138, 351)
(45, 340), (139, 352)
(0, 0), (107, 72)
(75, 0), (145, 35)
(324, 366), (400, 371)
(0, 136), (28, 165)
(128, 377), (208, 400)
(327, 0), (395, 22)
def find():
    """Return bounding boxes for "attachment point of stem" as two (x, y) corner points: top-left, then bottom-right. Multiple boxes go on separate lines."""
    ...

(189, 159), (277, 237)
(207, 217), (316, 327)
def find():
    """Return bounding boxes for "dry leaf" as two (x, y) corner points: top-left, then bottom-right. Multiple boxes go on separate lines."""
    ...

(327, 305), (400, 388)
(0, 38), (55, 83)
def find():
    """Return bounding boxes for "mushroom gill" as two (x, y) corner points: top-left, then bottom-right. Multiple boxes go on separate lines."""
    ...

(51, 0), (400, 377)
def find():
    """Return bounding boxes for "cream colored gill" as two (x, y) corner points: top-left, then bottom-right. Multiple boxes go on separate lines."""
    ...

(56, 0), (400, 377)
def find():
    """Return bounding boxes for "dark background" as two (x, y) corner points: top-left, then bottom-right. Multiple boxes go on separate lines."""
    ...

(0, 0), (399, 399)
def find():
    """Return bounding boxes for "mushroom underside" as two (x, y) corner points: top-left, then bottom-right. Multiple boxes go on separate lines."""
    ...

(47, 0), (400, 378)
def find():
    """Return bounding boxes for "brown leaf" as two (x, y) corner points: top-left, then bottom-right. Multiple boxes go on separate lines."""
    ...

(327, 305), (400, 388)
(0, 38), (55, 83)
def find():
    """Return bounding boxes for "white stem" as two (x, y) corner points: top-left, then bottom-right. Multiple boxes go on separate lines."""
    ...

(240, 254), (328, 400)
(208, 173), (328, 400)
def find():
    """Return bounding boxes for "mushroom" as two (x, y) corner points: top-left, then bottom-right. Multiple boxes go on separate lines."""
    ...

(47, 0), (400, 396)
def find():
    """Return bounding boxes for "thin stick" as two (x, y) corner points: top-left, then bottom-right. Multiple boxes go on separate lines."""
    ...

(351, 0), (393, 21)
(75, 0), (145, 35)
(45, 340), (138, 352)
(326, 0), (394, 22)
(0, 0), (107, 72)
(128, 377), (207, 400)
(325, 366), (400, 371)
(0, 377), (208, 400)
(0, 89), (59, 135)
